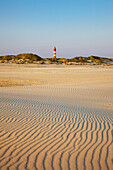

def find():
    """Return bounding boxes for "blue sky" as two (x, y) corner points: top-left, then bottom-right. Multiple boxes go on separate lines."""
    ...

(0, 0), (113, 58)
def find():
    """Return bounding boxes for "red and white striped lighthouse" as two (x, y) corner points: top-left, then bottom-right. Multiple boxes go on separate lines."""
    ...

(53, 47), (56, 59)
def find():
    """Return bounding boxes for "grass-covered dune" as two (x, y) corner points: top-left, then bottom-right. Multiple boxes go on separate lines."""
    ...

(66, 56), (113, 63)
(0, 53), (42, 63)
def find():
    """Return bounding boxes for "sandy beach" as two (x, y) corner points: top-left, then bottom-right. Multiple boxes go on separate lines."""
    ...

(0, 64), (113, 170)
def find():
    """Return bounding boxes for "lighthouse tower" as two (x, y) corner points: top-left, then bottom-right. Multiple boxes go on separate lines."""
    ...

(53, 47), (56, 59)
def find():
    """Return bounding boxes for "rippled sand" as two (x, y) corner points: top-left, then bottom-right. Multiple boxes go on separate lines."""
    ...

(0, 65), (113, 170)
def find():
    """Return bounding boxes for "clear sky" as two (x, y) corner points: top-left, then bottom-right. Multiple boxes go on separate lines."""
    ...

(0, 0), (113, 58)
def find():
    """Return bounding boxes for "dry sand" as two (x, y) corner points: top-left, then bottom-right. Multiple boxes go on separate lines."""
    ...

(0, 64), (113, 170)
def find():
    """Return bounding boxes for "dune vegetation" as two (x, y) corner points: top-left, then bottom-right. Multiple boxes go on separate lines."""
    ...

(0, 53), (113, 65)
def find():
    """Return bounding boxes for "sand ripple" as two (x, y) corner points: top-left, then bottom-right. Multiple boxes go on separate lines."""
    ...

(0, 86), (112, 170)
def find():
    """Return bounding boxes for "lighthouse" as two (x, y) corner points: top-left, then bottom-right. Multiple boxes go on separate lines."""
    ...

(53, 47), (56, 59)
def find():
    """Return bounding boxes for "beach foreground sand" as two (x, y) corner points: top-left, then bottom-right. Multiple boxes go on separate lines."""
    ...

(0, 64), (113, 170)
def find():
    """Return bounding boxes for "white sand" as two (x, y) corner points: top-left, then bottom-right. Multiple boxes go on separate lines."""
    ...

(0, 64), (113, 170)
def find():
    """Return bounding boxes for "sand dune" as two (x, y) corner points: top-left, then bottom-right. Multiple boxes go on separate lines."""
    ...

(0, 65), (113, 170)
